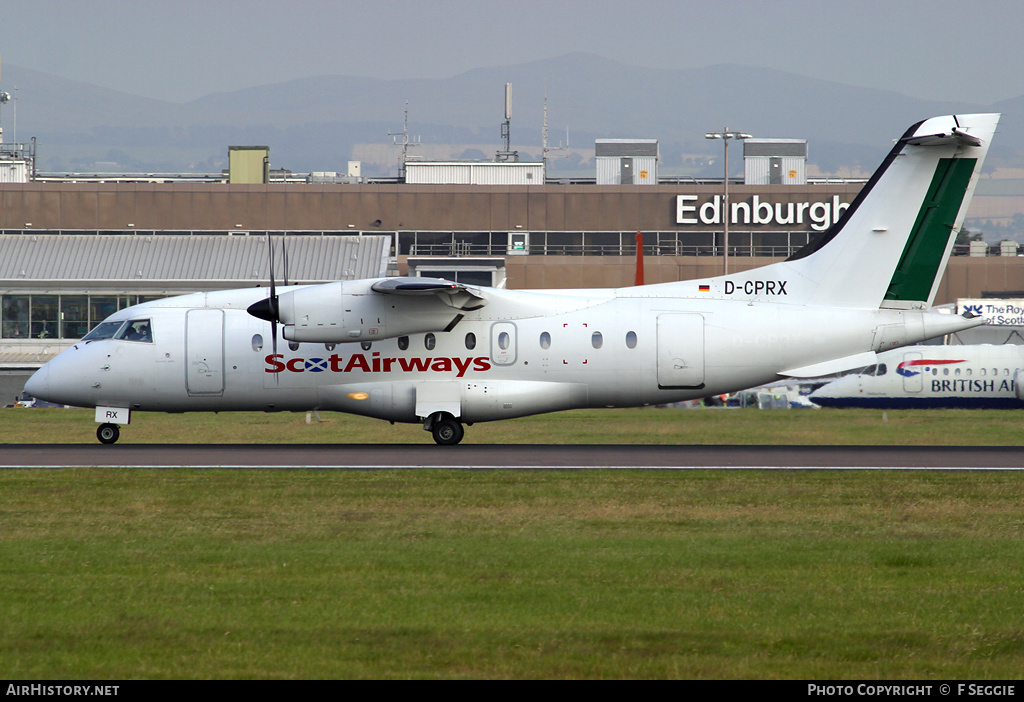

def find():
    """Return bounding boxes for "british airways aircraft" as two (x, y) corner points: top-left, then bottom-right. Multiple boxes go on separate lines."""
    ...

(810, 344), (1024, 409)
(24, 114), (1000, 444)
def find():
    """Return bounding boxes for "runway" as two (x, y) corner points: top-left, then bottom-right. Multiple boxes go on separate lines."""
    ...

(2, 444), (1023, 469)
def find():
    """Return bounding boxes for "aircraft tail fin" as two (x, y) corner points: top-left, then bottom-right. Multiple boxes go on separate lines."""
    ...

(725, 114), (999, 309)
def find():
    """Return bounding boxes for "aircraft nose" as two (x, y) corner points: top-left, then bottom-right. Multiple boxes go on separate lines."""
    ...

(24, 364), (49, 400)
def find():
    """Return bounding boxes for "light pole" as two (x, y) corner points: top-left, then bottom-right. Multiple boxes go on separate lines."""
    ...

(705, 128), (752, 275)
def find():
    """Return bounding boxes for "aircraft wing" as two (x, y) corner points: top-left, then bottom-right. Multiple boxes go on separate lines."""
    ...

(268, 276), (490, 343)
(370, 276), (487, 311)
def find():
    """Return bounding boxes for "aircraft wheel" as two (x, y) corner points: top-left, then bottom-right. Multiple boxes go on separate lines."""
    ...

(97, 423), (120, 445)
(431, 417), (464, 446)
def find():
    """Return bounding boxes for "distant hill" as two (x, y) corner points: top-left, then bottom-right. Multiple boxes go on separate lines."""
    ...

(0, 53), (1017, 177)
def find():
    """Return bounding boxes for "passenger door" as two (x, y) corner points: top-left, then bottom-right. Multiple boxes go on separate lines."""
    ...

(186, 309), (225, 396)
(902, 351), (923, 393)
(656, 313), (705, 388)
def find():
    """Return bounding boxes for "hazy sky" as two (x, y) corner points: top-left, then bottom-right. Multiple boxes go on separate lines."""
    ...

(2, 0), (1022, 105)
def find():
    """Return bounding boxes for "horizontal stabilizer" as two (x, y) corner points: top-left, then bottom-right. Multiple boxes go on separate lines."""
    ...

(903, 127), (983, 148)
(780, 351), (879, 378)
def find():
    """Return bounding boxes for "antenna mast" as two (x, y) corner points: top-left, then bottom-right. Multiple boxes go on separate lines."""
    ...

(388, 100), (420, 180)
(496, 83), (518, 162)
(541, 87), (568, 169)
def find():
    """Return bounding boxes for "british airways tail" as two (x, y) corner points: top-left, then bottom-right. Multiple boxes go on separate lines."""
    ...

(708, 114), (999, 309)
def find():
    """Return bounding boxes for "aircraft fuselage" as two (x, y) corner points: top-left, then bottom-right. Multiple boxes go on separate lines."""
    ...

(31, 286), (948, 425)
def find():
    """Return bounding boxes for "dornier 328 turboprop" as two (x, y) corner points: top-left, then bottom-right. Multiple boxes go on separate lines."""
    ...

(25, 114), (1000, 444)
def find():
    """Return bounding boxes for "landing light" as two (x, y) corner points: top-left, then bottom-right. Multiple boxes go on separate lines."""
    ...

(347, 392), (370, 401)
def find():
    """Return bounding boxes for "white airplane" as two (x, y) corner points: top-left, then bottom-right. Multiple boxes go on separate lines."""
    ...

(24, 113), (999, 445)
(810, 343), (1024, 409)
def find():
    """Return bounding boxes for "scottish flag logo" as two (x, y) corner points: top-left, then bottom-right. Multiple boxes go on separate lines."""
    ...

(305, 358), (328, 372)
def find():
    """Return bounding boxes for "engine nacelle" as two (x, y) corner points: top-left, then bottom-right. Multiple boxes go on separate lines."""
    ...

(278, 281), (464, 343)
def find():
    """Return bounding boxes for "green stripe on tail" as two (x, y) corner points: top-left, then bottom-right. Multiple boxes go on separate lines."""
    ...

(884, 157), (977, 302)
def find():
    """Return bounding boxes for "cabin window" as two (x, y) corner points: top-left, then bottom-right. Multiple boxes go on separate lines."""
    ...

(361, 341), (372, 351)
(540, 331), (551, 349)
(498, 331), (510, 350)
(252, 334), (263, 352)
(966, 368), (973, 376)
(625, 331), (637, 349)
(288, 341), (300, 351)
(325, 343), (336, 351)
(955, 368), (961, 376)
(943, 367), (949, 376)
(592, 331), (603, 349)
(398, 336), (409, 350)
(465, 332), (476, 350)
(425, 333), (436, 351)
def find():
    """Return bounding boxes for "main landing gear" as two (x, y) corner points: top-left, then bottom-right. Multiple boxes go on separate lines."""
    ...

(96, 423), (120, 444)
(424, 412), (465, 446)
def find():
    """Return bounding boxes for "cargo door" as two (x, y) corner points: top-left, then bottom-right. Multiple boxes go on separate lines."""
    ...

(186, 309), (225, 396)
(657, 313), (705, 388)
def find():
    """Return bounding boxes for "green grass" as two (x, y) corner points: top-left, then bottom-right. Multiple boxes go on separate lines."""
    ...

(5, 405), (1024, 444)
(3, 408), (1024, 678)
(1, 470), (1023, 679)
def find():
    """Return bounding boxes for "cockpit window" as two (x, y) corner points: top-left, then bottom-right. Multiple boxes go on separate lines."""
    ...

(82, 321), (125, 341)
(82, 319), (153, 342)
(115, 319), (154, 343)
(876, 364), (887, 376)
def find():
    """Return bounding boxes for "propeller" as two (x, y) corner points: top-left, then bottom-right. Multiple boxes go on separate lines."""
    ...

(247, 234), (287, 365)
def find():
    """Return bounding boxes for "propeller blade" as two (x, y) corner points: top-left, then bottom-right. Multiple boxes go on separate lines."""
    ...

(271, 317), (278, 371)
(247, 232), (280, 322)
(267, 233), (279, 367)
(243, 233), (283, 382)
(268, 232), (277, 305)
(281, 233), (289, 288)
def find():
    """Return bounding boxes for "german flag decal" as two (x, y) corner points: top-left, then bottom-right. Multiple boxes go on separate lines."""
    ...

(698, 284), (710, 292)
